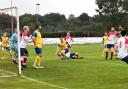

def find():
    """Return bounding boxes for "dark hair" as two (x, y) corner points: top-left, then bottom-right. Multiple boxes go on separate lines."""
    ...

(121, 30), (126, 36)
(35, 23), (40, 29)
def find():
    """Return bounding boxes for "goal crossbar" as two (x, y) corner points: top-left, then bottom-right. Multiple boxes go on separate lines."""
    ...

(0, 6), (17, 13)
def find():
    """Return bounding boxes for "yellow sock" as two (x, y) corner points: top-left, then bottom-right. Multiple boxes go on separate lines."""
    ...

(38, 56), (42, 66)
(34, 56), (39, 66)
(37, 57), (40, 66)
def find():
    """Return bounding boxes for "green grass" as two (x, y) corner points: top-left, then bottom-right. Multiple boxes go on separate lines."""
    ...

(1, 44), (128, 89)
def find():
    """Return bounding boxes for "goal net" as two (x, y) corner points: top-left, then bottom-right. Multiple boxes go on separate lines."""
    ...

(0, 6), (21, 78)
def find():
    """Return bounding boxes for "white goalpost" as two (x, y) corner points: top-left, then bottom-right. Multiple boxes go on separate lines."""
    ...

(0, 6), (21, 77)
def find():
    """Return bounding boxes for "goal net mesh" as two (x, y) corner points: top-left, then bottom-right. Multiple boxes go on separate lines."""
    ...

(0, 7), (19, 78)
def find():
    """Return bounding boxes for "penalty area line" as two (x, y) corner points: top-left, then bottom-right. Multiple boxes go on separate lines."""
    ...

(21, 75), (68, 89)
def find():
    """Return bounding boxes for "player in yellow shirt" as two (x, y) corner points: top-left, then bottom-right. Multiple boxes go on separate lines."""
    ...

(56, 37), (69, 59)
(32, 24), (44, 69)
(1, 33), (12, 59)
(102, 32), (108, 56)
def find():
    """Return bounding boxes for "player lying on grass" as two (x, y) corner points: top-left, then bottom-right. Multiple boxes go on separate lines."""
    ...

(1, 32), (12, 59)
(20, 26), (32, 69)
(10, 28), (18, 64)
(56, 37), (68, 57)
(32, 24), (44, 69)
(117, 30), (128, 64)
(60, 48), (83, 59)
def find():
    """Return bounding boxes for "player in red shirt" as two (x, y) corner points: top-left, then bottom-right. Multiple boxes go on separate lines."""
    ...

(64, 32), (73, 48)
(106, 27), (117, 60)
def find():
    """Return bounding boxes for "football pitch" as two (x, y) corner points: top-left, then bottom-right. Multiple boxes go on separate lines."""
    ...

(0, 44), (128, 89)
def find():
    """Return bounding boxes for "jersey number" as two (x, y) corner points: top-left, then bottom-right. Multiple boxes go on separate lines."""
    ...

(119, 41), (122, 48)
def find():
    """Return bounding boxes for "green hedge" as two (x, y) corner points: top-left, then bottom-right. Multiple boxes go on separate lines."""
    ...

(41, 31), (104, 38)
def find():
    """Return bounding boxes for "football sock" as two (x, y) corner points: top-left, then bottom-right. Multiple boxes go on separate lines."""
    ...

(111, 52), (114, 60)
(105, 52), (108, 60)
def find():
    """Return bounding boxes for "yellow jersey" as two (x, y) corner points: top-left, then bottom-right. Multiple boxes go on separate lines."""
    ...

(58, 40), (68, 51)
(33, 30), (43, 48)
(2, 37), (9, 47)
(103, 36), (108, 45)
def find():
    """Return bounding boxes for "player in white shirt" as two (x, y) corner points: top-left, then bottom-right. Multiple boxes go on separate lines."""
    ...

(106, 27), (117, 60)
(117, 30), (128, 64)
(20, 26), (32, 69)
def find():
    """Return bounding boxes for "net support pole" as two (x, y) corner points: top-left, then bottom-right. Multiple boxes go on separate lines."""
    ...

(16, 7), (21, 75)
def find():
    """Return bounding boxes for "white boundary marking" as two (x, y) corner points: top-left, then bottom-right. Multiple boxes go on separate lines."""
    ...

(98, 61), (128, 66)
(21, 75), (68, 89)
(0, 74), (17, 78)
(0, 71), (18, 78)
(85, 58), (128, 66)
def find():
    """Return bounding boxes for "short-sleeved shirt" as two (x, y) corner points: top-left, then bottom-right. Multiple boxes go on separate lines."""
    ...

(10, 33), (18, 45)
(108, 32), (117, 44)
(103, 36), (108, 45)
(20, 31), (31, 48)
(58, 41), (68, 51)
(2, 37), (9, 47)
(64, 36), (73, 46)
(33, 30), (43, 48)
(117, 37), (128, 59)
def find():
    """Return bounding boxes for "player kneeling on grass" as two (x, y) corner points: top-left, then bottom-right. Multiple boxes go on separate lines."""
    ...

(117, 30), (128, 64)
(32, 24), (44, 69)
(1, 32), (12, 59)
(56, 37), (68, 57)
(20, 26), (32, 69)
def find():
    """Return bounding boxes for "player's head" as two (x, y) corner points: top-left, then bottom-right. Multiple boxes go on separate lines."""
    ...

(3, 32), (7, 37)
(119, 26), (124, 31)
(120, 30), (126, 37)
(14, 28), (18, 33)
(67, 32), (71, 36)
(60, 37), (64, 42)
(104, 32), (107, 36)
(111, 27), (115, 32)
(23, 26), (29, 32)
(35, 24), (41, 31)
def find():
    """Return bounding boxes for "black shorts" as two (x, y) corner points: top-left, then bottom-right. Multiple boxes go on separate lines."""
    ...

(20, 48), (29, 57)
(107, 44), (114, 49)
(4, 47), (10, 51)
(70, 53), (76, 59)
(64, 48), (69, 54)
(121, 56), (128, 64)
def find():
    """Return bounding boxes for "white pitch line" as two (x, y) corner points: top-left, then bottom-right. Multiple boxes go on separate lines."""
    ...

(98, 61), (128, 66)
(0, 75), (17, 78)
(85, 59), (128, 66)
(0, 71), (18, 78)
(21, 75), (68, 89)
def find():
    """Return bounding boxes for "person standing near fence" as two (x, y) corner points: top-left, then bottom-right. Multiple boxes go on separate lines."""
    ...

(64, 32), (73, 49)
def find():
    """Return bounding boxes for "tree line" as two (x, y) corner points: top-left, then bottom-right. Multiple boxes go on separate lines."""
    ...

(0, 0), (128, 37)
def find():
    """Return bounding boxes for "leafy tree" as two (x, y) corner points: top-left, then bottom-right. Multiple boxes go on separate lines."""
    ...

(79, 13), (90, 25)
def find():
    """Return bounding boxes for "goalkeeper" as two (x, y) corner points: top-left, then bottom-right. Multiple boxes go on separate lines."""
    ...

(10, 28), (18, 64)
